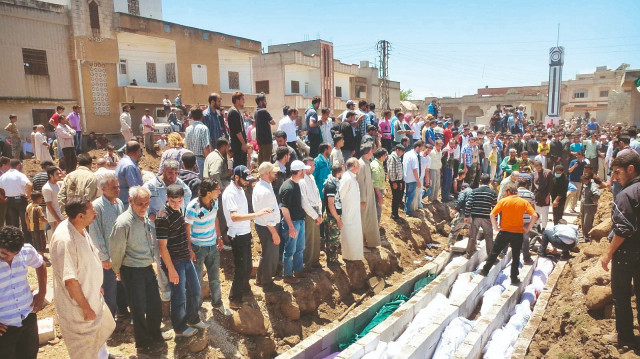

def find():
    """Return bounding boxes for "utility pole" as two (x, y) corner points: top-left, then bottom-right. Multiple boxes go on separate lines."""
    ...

(377, 40), (391, 110)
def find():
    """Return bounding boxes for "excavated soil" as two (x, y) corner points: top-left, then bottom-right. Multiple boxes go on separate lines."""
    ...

(28, 148), (454, 358)
(526, 189), (640, 359)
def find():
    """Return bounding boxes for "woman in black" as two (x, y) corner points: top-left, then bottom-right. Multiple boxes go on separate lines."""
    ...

(551, 164), (569, 225)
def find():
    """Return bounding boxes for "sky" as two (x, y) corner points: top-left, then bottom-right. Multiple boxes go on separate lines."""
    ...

(161, 0), (640, 100)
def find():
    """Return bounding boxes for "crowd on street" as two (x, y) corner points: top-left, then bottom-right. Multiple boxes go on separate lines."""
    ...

(3, 92), (640, 358)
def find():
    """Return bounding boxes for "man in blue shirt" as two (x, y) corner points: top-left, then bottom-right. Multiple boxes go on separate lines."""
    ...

(203, 93), (227, 146)
(567, 151), (587, 213)
(427, 99), (437, 117)
(115, 141), (143, 208)
(586, 118), (599, 132)
(367, 103), (378, 126)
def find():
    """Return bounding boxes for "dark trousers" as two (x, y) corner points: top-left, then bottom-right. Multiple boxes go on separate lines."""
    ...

(482, 231), (523, 281)
(6, 197), (30, 244)
(390, 181), (404, 216)
(120, 265), (162, 348)
(442, 167), (453, 200)
(256, 224), (278, 286)
(103, 268), (129, 318)
(232, 148), (247, 168)
(308, 132), (322, 158)
(287, 141), (299, 159)
(611, 250), (640, 342)
(552, 198), (566, 225)
(0, 312), (38, 359)
(0, 200), (6, 227)
(258, 142), (272, 165)
(538, 229), (576, 256)
(230, 233), (252, 302)
(382, 138), (392, 153)
(62, 147), (77, 172)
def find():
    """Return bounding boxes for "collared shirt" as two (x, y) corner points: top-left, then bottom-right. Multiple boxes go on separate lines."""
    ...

(299, 174), (322, 219)
(553, 224), (578, 245)
(387, 152), (403, 182)
(0, 169), (30, 197)
(429, 149), (442, 170)
(185, 198), (219, 246)
(222, 182), (251, 237)
(517, 187), (536, 223)
(184, 121), (210, 157)
(320, 118), (334, 145)
(461, 145), (474, 167)
(402, 150), (419, 183)
(115, 155), (143, 207)
(305, 106), (320, 135)
(314, 154), (331, 198)
(143, 176), (192, 217)
(371, 158), (386, 189)
(582, 140), (599, 158)
(277, 116), (298, 143)
(89, 196), (124, 261)
(330, 148), (344, 167)
(120, 111), (132, 132)
(67, 111), (82, 131)
(42, 181), (62, 222)
(55, 123), (76, 149)
(0, 244), (43, 327)
(109, 207), (157, 274)
(252, 179), (281, 227)
(142, 115), (155, 134)
(159, 146), (192, 173)
(156, 204), (190, 262)
(204, 149), (230, 189)
(57, 166), (98, 215)
(203, 107), (226, 144)
(4, 122), (19, 138)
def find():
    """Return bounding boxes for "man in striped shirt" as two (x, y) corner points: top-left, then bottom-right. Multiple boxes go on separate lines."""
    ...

(184, 108), (211, 179)
(387, 144), (405, 220)
(185, 178), (227, 315)
(0, 226), (47, 359)
(156, 184), (208, 338)
(464, 174), (497, 258)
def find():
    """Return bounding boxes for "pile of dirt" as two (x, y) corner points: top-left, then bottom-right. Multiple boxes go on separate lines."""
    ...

(525, 189), (640, 359)
(26, 147), (453, 358)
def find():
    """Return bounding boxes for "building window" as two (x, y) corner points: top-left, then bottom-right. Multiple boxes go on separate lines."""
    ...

(600, 90), (609, 97)
(256, 80), (269, 94)
(146, 62), (157, 83)
(235, 39), (241, 46)
(164, 24), (171, 33)
(355, 85), (366, 98)
(573, 90), (587, 99)
(335, 86), (342, 98)
(165, 63), (176, 83)
(203, 32), (209, 40)
(22, 48), (48, 75)
(127, 0), (140, 16)
(228, 71), (239, 90)
(119, 59), (127, 75)
(192, 64), (207, 85)
(291, 80), (300, 94)
(88, 1), (100, 37)
(304, 83), (309, 96)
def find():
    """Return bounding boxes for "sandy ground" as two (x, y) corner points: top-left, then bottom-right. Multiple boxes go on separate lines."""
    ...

(27, 148), (452, 358)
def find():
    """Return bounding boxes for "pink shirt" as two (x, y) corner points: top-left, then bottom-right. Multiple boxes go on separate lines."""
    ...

(379, 120), (391, 140)
(142, 115), (155, 134)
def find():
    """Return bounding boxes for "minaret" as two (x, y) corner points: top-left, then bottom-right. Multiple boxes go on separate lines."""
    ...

(547, 46), (564, 120)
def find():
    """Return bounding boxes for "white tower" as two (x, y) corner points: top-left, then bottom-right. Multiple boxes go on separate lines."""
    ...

(547, 47), (564, 118)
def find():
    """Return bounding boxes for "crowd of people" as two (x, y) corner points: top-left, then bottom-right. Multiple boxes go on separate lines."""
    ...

(3, 91), (640, 358)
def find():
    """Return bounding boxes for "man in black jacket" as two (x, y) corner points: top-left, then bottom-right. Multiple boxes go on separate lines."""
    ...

(601, 152), (640, 347)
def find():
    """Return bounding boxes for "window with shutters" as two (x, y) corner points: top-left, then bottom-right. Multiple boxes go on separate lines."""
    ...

(291, 80), (300, 94)
(228, 71), (239, 90)
(127, 0), (140, 16)
(22, 48), (48, 76)
(146, 62), (157, 83)
(256, 80), (269, 94)
(573, 90), (587, 99)
(335, 86), (342, 98)
(600, 90), (609, 97)
(88, 1), (100, 37)
(119, 59), (127, 75)
(165, 63), (176, 83)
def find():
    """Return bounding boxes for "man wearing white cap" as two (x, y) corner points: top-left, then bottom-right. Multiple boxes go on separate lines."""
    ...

(252, 162), (282, 292)
(279, 160), (309, 284)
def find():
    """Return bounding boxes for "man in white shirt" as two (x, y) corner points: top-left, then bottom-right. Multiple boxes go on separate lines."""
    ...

(120, 105), (133, 151)
(277, 107), (299, 152)
(222, 165), (272, 309)
(534, 148), (548, 170)
(429, 140), (443, 202)
(56, 115), (77, 172)
(319, 108), (334, 145)
(42, 166), (64, 232)
(299, 157), (323, 268)
(403, 140), (423, 217)
(0, 159), (33, 242)
(251, 162), (282, 292)
(141, 109), (155, 152)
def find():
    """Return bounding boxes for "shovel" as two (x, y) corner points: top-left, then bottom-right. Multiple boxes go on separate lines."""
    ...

(338, 276), (386, 321)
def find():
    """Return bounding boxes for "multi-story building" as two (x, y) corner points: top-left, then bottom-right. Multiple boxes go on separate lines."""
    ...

(433, 64), (640, 127)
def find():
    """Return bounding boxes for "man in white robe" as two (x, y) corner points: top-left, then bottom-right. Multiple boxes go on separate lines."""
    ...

(34, 125), (53, 163)
(50, 197), (115, 359)
(356, 144), (381, 249)
(339, 158), (363, 260)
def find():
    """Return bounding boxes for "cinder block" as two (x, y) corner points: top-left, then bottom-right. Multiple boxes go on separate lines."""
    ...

(38, 317), (55, 344)
(336, 343), (364, 359)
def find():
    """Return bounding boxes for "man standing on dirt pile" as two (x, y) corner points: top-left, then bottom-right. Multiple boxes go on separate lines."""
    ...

(601, 152), (640, 347)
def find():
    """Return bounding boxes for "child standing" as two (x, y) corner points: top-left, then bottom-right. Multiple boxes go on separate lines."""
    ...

(489, 144), (498, 181)
(104, 144), (119, 169)
(25, 192), (48, 256)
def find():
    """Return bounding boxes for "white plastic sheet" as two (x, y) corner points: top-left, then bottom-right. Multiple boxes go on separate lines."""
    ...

(521, 284), (539, 307)
(362, 341), (387, 359)
(432, 317), (475, 359)
(507, 303), (532, 332)
(482, 325), (520, 359)
(480, 285), (506, 316)
(449, 272), (476, 300)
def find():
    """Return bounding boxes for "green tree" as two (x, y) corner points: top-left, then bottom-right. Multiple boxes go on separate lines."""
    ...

(400, 89), (413, 101)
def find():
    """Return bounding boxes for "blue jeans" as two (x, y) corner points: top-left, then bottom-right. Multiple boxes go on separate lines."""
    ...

(74, 131), (82, 153)
(196, 156), (205, 179)
(482, 158), (489, 174)
(102, 268), (129, 318)
(404, 182), (417, 215)
(162, 259), (201, 333)
(192, 244), (222, 307)
(281, 219), (305, 277)
(442, 167), (453, 200)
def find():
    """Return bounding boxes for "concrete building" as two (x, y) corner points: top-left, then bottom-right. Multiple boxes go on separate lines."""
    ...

(252, 40), (401, 128)
(433, 64), (640, 127)
(0, 0), (261, 138)
(0, 0), (77, 139)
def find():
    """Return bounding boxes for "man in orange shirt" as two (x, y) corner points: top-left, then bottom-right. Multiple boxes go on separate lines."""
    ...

(478, 182), (539, 284)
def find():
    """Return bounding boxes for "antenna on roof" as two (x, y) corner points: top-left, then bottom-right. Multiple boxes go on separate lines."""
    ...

(556, 23), (560, 47)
